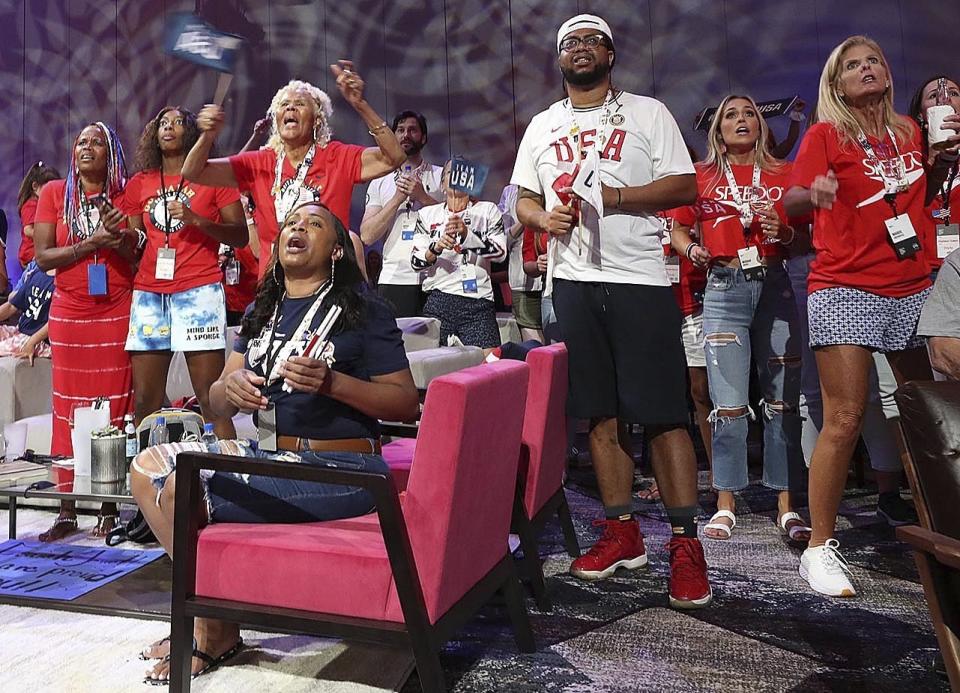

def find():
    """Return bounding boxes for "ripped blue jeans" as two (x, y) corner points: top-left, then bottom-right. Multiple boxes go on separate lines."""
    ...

(702, 263), (804, 491)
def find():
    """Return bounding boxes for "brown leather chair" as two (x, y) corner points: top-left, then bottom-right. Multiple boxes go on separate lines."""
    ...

(894, 380), (960, 690)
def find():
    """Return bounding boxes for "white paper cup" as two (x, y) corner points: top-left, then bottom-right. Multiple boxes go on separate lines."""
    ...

(928, 105), (956, 145)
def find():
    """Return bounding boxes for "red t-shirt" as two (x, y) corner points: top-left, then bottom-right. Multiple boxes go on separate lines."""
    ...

(661, 210), (707, 317)
(924, 169), (960, 271)
(790, 121), (931, 297)
(35, 180), (134, 296)
(18, 198), (38, 267)
(229, 142), (365, 278)
(121, 171), (240, 293)
(674, 162), (797, 261)
(224, 244), (258, 313)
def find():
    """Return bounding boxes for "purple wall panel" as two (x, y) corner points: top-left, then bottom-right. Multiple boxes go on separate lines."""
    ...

(3, 0), (960, 285)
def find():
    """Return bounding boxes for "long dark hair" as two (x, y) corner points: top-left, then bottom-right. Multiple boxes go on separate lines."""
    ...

(17, 162), (61, 212)
(134, 106), (202, 172)
(240, 201), (367, 340)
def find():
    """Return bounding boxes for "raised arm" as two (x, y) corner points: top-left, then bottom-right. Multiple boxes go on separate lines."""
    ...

(182, 105), (239, 189)
(329, 60), (405, 183)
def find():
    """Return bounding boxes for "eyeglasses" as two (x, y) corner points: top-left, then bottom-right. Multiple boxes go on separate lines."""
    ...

(559, 34), (607, 52)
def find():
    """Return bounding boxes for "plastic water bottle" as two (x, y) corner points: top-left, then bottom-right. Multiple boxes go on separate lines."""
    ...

(124, 414), (138, 462)
(148, 416), (168, 447)
(200, 422), (218, 451)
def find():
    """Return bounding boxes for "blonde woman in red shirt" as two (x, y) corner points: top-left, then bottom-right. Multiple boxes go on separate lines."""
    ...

(672, 95), (808, 546)
(785, 35), (960, 597)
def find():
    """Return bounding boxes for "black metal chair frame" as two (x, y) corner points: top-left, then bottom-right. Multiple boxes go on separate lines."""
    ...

(511, 468), (580, 612)
(169, 451), (535, 693)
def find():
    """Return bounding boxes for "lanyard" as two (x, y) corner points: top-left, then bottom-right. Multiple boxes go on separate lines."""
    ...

(272, 144), (316, 224)
(857, 126), (907, 216)
(158, 168), (186, 246)
(938, 164), (958, 222)
(261, 279), (332, 386)
(722, 160), (763, 232)
(565, 90), (615, 151)
(76, 189), (104, 263)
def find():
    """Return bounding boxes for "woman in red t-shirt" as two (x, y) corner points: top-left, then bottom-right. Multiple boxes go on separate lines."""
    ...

(15, 162), (61, 268)
(785, 36), (960, 598)
(123, 107), (247, 437)
(908, 74), (960, 274)
(181, 62), (405, 279)
(34, 122), (139, 541)
(672, 95), (807, 545)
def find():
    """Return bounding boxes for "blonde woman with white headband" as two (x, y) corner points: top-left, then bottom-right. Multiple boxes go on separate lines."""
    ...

(183, 60), (405, 279)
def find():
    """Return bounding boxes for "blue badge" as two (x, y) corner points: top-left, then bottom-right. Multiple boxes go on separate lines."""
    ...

(448, 158), (490, 198)
(401, 230), (415, 241)
(462, 278), (478, 293)
(87, 263), (108, 296)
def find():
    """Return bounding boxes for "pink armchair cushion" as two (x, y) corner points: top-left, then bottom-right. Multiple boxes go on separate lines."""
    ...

(382, 437), (417, 491)
(194, 360), (530, 626)
(196, 515), (399, 621)
(520, 344), (568, 518)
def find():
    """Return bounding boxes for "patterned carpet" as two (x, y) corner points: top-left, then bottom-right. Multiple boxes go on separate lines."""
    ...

(403, 475), (946, 692)
(0, 473), (946, 692)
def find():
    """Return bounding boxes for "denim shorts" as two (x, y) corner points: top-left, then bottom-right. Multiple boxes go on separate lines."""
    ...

(808, 286), (930, 353)
(132, 439), (387, 524)
(126, 282), (226, 352)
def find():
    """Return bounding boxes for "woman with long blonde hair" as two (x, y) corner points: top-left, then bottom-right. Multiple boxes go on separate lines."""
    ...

(785, 35), (960, 597)
(671, 94), (807, 545)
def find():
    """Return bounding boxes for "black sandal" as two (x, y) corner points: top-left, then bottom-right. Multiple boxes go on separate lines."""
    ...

(143, 638), (244, 685)
(38, 515), (78, 543)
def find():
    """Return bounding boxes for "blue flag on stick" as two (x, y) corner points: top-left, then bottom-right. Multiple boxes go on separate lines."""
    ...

(164, 13), (243, 74)
(448, 158), (490, 197)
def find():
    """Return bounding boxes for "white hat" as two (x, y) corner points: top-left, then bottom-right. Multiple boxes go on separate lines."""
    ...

(556, 14), (613, 53)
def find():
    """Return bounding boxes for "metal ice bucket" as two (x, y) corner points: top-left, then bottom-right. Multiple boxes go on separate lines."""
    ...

(90, 427), (128, 483)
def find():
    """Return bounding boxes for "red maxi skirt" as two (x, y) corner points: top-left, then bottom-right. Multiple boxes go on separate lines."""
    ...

(47, 289), (133, 456)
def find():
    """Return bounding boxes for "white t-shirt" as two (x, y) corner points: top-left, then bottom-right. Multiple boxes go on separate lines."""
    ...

(411, 200), (507, 300)
(365, 161), (444, 285)
(500, 184), (542, 293)
(511, 91), (694, 286)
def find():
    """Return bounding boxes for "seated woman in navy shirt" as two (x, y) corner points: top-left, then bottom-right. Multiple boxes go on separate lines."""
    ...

(131, 200), (418, 684)
(0, 266), (54, 362)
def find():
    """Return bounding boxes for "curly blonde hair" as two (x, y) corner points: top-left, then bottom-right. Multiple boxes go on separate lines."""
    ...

(815, 35), (913, 149)
(265, 80), (334, 152)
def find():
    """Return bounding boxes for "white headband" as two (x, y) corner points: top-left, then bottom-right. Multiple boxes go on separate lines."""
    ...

(556, 14), (613, 53)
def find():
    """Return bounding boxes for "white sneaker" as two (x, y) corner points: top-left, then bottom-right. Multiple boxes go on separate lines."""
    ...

(799, 539), (857, 597)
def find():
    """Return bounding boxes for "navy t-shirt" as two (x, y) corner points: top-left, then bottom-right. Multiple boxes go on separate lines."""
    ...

(235, 293), (408, 440)
(11, 270), (54, 336)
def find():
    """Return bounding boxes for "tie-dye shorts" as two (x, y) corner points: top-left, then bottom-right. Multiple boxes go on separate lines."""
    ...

(125, 282), (227, 352)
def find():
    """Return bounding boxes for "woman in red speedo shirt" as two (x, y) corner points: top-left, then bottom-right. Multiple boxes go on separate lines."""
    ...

(16, 162), (61, 269)
(123, 107), (247, 438)
(785, 36), (959, 599)
(908, 74), (960, 276)
(34, 122), (138, 541)
(672, 95), (807, 546)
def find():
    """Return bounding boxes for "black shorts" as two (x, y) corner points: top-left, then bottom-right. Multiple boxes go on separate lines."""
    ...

(378, 284), (425, 318)
(423, 290), (501, 349)
(552, 278), (689, 425)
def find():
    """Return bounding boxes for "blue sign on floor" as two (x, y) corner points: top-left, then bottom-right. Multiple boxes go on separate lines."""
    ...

(0, 541), (164, 601)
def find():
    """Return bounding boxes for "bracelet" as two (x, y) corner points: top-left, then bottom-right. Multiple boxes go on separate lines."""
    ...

(428, 242), (440, 257)
(615, 187), (621, 209)
(685, 242), (700, 260)
(781, 226), (796, 246)
(938, 150), (960, 164)
(368, 122), (390, 137)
